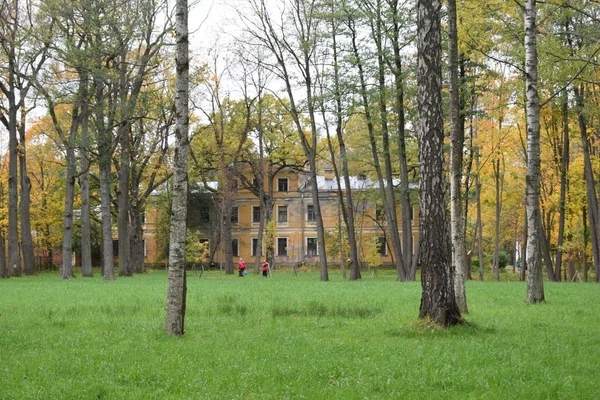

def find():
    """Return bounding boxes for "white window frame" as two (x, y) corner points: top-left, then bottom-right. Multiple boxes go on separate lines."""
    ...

(277, 205), (288, 223)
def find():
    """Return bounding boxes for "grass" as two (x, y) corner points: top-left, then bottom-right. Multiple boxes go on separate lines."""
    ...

(1, 269), (599, 399)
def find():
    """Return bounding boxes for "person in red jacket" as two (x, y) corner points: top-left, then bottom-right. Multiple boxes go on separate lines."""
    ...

(237, 257), (246, 277)
(261, 260), (269, 277)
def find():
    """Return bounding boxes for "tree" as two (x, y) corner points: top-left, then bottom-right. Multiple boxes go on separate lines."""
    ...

(448, 0), (468, 312)
(416, 0), (462, 327)
(165, 0), (189, 336)
(524, 0), (545, 303)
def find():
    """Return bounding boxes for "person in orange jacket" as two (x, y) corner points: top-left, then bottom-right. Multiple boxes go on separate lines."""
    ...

(261, 259), (269, 277)
(237, 257), (246, 277)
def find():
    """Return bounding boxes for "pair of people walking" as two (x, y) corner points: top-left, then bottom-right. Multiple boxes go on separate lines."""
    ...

(237, 258), (269, 277)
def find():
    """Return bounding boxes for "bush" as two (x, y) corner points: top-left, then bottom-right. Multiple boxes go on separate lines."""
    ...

(488, 251), (509, 270)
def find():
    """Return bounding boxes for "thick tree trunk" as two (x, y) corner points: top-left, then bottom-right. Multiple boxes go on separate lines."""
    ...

(553, 90), (569, 281)
(417, 0), (462, 326)
(524, 0), (545, 303)
(165, 0), (189, 336)
(448, 0), (467, 312)
(130, 209), (145, 274)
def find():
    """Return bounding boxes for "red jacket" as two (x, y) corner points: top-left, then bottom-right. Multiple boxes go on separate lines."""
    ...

(237, 260), (246, 270)
(262, 262), (269, 271)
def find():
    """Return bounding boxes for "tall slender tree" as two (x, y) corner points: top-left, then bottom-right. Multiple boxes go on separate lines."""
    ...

(524, 0), (545, 303)
(165, 0), (189, 336)
(448, 0), (468, 313)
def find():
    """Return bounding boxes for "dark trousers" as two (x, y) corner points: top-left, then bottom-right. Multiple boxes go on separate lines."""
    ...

(239, 268), (245, 277)
(262, 270), (268, 277)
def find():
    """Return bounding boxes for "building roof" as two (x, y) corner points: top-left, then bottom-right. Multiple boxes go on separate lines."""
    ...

(301, 175), (417, 191)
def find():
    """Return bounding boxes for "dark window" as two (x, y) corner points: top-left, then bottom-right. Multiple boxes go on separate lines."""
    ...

(232, 239), (239, 257)
(277, 238), (288, 256)
(252, 238), (262, 256)
(141, 212), (146, 224)
(307, 238), (318, 257)
(278, 178), (288, 192)
(377, 237), (387, 256)
(199, 205), (210, 223)
(307, 205), (315, 222)
(376, 204), (385, 221)
(252, 206), (261, 223)
(278, 206), (288, 223)
(231, 206), (239, 224)
(112, 240), (119, 257)
(252, 177), (260, 189)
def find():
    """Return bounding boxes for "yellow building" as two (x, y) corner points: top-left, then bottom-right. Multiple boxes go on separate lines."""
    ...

(185, 168), (419, 268)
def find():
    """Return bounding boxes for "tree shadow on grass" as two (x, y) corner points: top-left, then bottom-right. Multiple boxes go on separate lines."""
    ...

(385, 320), (496, 339)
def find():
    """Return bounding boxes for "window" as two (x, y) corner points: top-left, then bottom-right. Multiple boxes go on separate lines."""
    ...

(278, 206), (288, 223)
(252, 177), (260, 189)
(278, 178), (288, 192)
(199, 205), (210, 223)
(232, 239), (239, 257)
(252, 206), (261, 223)
(307, 238), (318, 257)
(252, 238), (262, 257)
(277, 238), (288, 256)
(376, 204), (385, 221)
(306, 205), (315, 222)
(112, 240), (119, 257)
(377, 236), (387, 256)
(231, 206), (239, 224)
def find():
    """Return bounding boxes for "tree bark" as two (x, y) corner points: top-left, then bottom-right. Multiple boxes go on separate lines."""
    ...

(165, 0), (189, 336)
(524, 0), (545, 303)
(448, 0), (468, 312)
(94, 77), (115, 281)
(574, 85), (600, 282)
(79, 72), (93, 277)
(417, 0), (462, 326)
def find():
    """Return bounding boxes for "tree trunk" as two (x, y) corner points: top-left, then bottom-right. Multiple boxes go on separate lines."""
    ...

(118, 125), (132, 277)
(448, 0), (468, 312)
(524, 0), (545, 303)
(61, 147), (77, 279)
(94, 78), (115, 281)
(349, 18), (406, 280)
(417, 0), (462, 326)
(553, 90), (569, 281)
(165, 0), (189, 336)
(389, 0), (414, 281)
(7, 68), (20, 277)
(79, 73), (93, 277)
(574, 85), (600, 281)
(493, 157), (503, 281)
(329, 6), (360, 279)
(19, 113), (35, 275)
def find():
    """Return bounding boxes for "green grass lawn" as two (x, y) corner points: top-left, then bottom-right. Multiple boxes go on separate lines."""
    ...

(1, 269), (598, 399)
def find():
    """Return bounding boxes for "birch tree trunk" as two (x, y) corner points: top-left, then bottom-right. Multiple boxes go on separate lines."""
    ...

(524, 0), (545, 303)
(417, 0), (462, 326)
(165, 0), (189, 336)
(448, 0), (468, 312)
